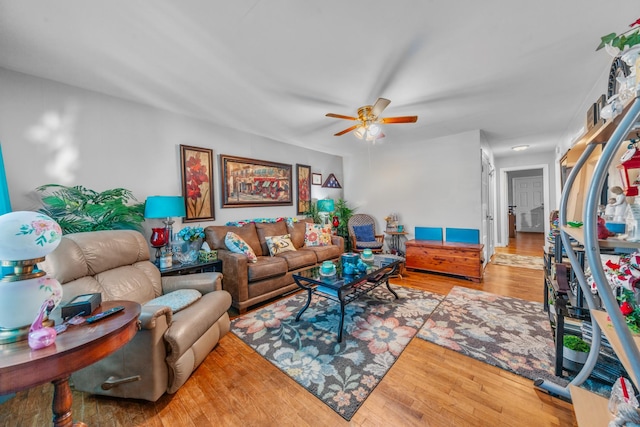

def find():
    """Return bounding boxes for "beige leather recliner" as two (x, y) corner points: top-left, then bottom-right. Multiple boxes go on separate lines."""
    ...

(39, 230), (232, 402)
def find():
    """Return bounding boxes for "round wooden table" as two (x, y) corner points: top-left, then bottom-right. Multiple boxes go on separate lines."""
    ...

(0, 300), (141, 427)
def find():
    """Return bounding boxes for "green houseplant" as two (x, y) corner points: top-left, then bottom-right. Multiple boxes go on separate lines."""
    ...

(598, 18), (640, 52)
(304, 200), (322, 224)
(563, 335), (590, 366)
(333, 198), (356, 252)
(36, 184), (145, 234)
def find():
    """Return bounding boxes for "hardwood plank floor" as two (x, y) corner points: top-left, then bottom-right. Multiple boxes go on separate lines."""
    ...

(0, 232), (577, 426)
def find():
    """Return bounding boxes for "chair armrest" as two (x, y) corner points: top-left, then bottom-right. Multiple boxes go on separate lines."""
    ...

(375, 234), (385, 243)
(139, 304), (173, 330)
(164, 290), (232, 364)
(161, 272), (223, 295)
(217, 250), (249, 302)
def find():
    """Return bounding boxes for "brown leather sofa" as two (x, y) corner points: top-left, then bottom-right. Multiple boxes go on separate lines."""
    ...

(205, 219), (343, 313)
(39, 230), (231, 402)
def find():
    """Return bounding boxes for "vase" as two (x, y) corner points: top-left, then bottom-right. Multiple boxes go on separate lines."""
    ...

(173, 238), (203, 265)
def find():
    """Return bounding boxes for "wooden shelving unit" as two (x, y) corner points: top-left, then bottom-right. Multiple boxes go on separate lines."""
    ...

(569, 385), (612, 426)
(591, 310), (640, 386)
(554, 96), (640, 425)
(562, 225), (640, 250)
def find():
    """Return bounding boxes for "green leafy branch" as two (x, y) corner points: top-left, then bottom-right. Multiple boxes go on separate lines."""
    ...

(597, 18), (640, 51)
(36, 184), (145, 234)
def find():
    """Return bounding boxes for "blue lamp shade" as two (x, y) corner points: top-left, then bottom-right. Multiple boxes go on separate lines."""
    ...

(317, 199), (335, 213)
(144, 196), (186, 219)
(0, 144), (12, 216)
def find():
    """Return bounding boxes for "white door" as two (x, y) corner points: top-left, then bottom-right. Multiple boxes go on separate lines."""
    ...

(513, 176), (544, 232)
(481, 153), (495, 264)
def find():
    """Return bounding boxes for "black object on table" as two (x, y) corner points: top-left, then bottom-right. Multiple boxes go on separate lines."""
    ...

(159, 259), (222, 276)
(293, 255), (402, 342)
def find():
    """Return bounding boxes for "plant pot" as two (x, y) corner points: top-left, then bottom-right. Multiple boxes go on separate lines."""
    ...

(563, 346), (589, 366)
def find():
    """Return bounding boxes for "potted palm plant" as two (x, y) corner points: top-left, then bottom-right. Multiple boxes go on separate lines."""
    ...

(36, 184), (145, 234)
(333, 199), (355, 252)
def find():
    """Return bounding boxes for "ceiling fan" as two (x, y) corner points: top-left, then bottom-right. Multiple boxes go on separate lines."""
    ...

(325, 98), (418, 141)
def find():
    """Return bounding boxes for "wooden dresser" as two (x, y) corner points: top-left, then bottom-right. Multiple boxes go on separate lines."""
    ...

(405, 239), (484, 282)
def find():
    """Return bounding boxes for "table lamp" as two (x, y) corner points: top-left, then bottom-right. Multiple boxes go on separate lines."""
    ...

(317, 199), (335, 226)
(0, 211), (63, 343)
(144, 196), (186, 247)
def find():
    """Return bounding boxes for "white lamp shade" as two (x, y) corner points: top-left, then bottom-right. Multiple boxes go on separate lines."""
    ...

(0, 211), (62, 261)
(0, 276), (62, 329)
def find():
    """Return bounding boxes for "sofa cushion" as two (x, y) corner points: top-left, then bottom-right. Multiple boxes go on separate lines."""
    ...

(355, 240), (384, 250)
(300, 245), (342, 262)
(144, 289), (202, 313)
(265, 234), (297, 256)
(247, 256), (288, 282)
(288, 220), (309, 249)
(304, 223), (332, 247)
(255, 222), (289, 255)
(353, 224), (376, 242)
(225, 232), (258, 263)
(276, 249), (317, 270)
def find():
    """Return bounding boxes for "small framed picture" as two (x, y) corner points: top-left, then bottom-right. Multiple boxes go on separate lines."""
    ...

(312, 173), (322, 185)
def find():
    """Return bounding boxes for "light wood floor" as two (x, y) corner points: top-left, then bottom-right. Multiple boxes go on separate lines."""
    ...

(0, 232), (577, 426)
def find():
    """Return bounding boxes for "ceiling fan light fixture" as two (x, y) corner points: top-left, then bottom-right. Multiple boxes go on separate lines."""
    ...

(354, 125), (366, 139)
(367, 123), (381, 136)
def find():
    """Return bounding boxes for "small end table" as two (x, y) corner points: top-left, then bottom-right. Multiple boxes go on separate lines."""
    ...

(0, 301), (140, 427)
(159, 259), (222, 277)
(385, 231), (409, 256)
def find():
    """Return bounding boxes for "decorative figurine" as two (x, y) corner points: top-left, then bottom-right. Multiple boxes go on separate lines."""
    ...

(610, 186), (629, 222)
(28, 298), (57, 350)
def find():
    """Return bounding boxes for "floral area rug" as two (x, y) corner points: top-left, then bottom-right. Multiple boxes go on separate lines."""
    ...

(491, 253), (544, 270)
(231, 285), (444, 420)
(417, 286), (564, 384)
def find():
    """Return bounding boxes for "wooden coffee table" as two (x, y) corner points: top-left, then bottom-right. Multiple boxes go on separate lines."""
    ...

(0, 300), (141, 427)
(293, 255), (401, 342)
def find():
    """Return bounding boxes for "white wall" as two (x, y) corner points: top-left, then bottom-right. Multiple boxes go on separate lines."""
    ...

(495, 150), (557, 245)
(0, 68), (343, 234)
(342, 130), (483, 242)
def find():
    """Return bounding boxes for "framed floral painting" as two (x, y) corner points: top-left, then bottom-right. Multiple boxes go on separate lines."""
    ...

(296, 164), (311, 214)
(220, 155), (292, 208)
(180, 145), (215, 222)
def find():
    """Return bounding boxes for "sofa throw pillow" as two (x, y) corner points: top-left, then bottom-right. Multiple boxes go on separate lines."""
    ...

(353, 224), (376, 242)
(265, 234), (297, 256)
(225, 231), (258, 263)
(144, 289), (202, 313)
(304, 223), (332, 247)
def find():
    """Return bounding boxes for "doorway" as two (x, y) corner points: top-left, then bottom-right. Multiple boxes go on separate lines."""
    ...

(499, 164), (550, 246)
(512, 175), (544, 232)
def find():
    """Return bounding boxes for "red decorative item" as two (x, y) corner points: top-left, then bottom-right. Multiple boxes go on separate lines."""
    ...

(597, 217), (612, 239)
(617, 148), (640, 196)
(621, 301), (635, 316)
(332, 216), (340, 228)
(150, 227), (169, 262)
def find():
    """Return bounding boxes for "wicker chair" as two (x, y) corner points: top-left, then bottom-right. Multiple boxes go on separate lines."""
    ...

(348, 214), (384, 253)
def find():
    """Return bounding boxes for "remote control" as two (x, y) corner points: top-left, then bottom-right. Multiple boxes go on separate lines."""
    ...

(86, 306), (125, 324)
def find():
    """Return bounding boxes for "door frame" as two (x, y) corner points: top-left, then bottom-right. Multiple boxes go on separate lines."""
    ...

(499, 164), (550, 246)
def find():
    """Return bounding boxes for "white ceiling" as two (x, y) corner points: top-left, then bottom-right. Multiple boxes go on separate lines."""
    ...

(0, 1), (637, 157)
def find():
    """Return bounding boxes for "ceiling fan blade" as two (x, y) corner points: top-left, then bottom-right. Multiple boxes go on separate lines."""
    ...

(326, 113), (357, 121)
(334, 125), (359, 136)
(371, 98), (391, 118)
(380, 116), (418, 124)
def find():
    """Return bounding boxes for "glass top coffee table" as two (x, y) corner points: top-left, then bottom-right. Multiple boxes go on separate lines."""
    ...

(293, 255), (402, 342)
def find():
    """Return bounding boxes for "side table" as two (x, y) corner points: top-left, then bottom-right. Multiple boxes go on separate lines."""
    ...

(385, 231), (408, 256)
(159, 259), (222, 277)
(0, 300), (141, 427)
